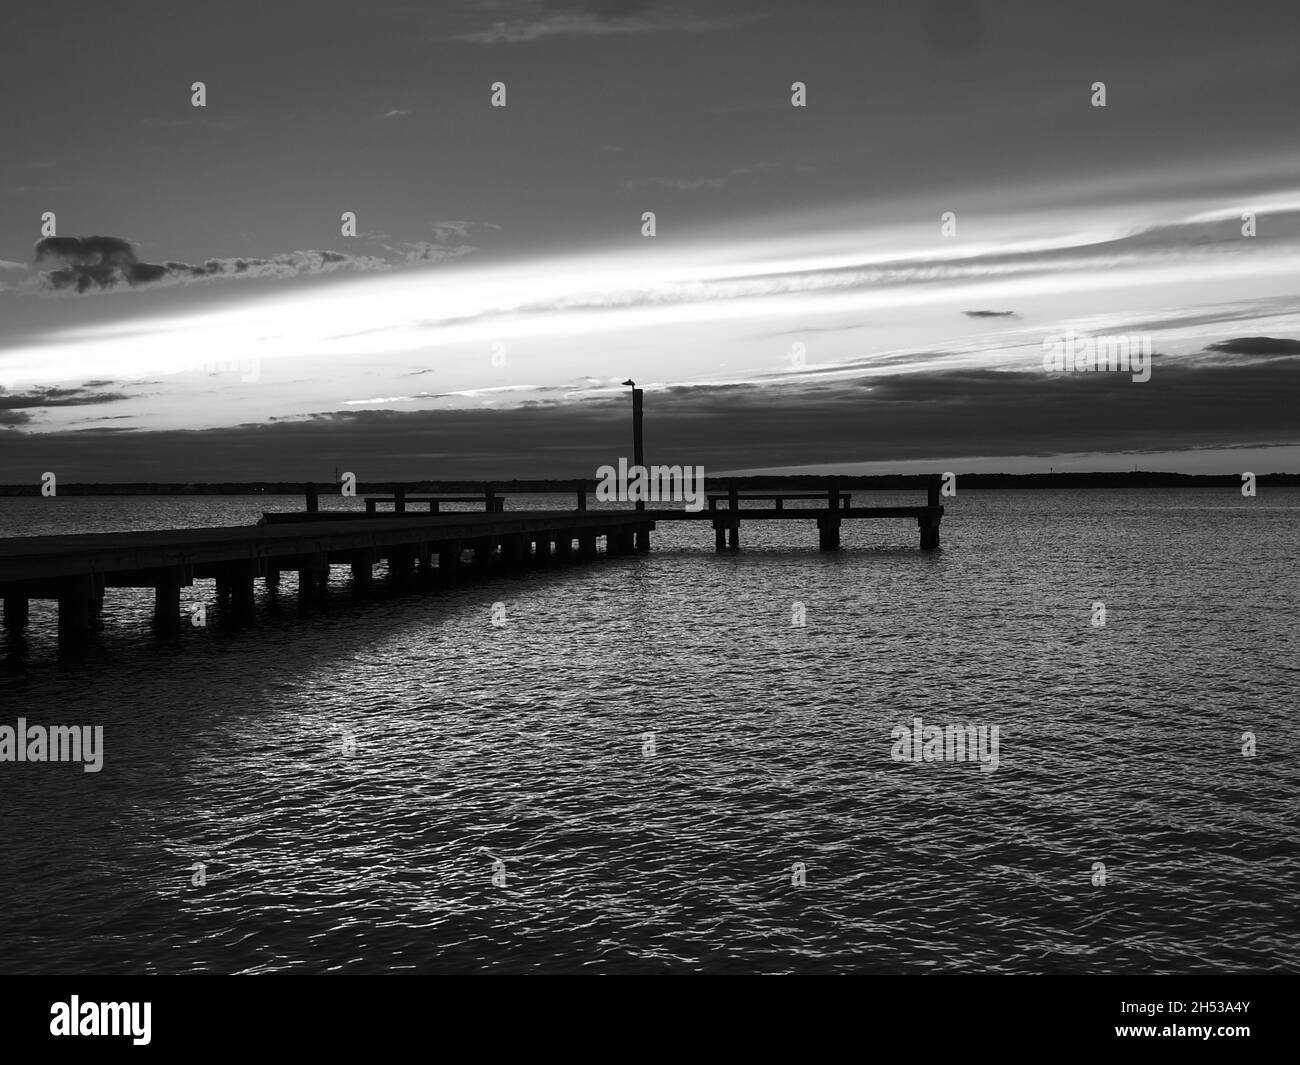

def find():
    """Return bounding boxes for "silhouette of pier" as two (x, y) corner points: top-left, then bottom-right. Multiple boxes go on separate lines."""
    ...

(0, 478), (942, 654)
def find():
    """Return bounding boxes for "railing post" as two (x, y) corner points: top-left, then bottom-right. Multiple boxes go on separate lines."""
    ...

(577, 480), (587, 511)
(306, 483), (319, 513)
(394, 485), (406, 514)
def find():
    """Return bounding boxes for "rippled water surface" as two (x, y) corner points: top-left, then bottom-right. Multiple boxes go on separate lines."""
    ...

(1, 490), (1297, 973)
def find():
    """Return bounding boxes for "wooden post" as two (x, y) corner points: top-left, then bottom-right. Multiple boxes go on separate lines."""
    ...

(577, 481), (587, 511)
(728, 485), (738, 511)
(153, 578), (182, 633)
(394, 485), (406, 514)
(57, 575), (96, 652)
(714, 522), (727, 553)
(298, 561), (327, 604)
(556, 532), (574, 560)
(635, 525), (650, 553)
(265, 566), (281, 593)
(350, 551), (373, 589)
(632, 387), (645, 512)
(231, 571), (256, 618)
(727, 522), (739, 551)
(579, 533), (598, 560)
(921, 475), (942, 549)
(2, 596), (29, 630)
(485, 485), (496, 513)
(388, 546), (415, 580)
(817, 516), (841, 551)
(503, 533), (528, 567)
(365, 498), (377, 515)
(438, 542), (462, 583)
(306, 484), (319, 513)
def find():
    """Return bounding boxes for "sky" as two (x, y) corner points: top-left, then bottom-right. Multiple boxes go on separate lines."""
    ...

(2, 0), (1298, 481)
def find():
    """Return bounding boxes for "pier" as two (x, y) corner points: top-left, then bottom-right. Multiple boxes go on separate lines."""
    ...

(0, 478), (942, 654)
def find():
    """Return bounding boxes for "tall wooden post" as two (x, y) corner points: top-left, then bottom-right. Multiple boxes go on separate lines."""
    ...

(631, 386), (645, 512)
(306, 484), (319, 513)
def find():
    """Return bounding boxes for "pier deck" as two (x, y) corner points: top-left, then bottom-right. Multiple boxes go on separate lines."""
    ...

(0, 483), (943, 653)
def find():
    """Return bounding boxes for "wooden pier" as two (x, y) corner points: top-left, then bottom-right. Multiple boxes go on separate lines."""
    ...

(0, 478), (942, 654)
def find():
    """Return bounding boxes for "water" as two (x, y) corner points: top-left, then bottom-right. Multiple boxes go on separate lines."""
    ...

(0, 490), (1296, 973)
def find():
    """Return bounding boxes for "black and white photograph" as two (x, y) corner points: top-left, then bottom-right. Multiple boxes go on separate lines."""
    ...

(0, 0), (1294, 1046)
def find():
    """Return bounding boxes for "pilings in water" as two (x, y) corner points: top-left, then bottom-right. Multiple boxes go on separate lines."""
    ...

(3, 596), (29, 630)
(919, 476), (943, 550)
(57, 576), (98, 649)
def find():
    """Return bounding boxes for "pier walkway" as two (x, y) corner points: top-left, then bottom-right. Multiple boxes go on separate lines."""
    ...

(0, 479), (943, 653)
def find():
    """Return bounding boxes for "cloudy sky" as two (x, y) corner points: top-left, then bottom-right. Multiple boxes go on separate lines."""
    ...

(2, 0), (1298, 480)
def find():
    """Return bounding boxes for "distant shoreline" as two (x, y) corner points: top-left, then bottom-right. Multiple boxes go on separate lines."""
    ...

(0, 472), (1296, 496)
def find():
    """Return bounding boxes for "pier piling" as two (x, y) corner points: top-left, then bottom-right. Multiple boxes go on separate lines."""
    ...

(4, 596), (29, 630)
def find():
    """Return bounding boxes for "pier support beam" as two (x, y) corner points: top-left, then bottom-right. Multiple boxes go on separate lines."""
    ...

(555, 533), (573, 561)
(578, 533), (598, 561)
(349, 550), (374, 590)
(265, 566), (282, 594)
(472, 538), (494, 573)
(817, 516), (841, 551)
(57, 576), (97, 652)
(154, 579), (182, 633)
(438, 542), (463, 583)
(503, 534), (528, 569)
(387, 546), (416, 582)
(635, 526), (650, 553)
(230, 571), (256, 618)
(918, 515), (941, 550)
(298, 560), (329, 604)
(727, 524), (739, 551)
(714, 523), (726, 553)
(3, 596), (29, 630)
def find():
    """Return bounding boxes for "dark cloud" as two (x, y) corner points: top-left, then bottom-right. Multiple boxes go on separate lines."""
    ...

(34, 235), (137, 267)
(963, 310), (1018, 318)
(1206, 337), (1300, 356)
(4, 358), (1296, 478)
(34, 239), (392, 294)
(0, 384), (129, 411)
